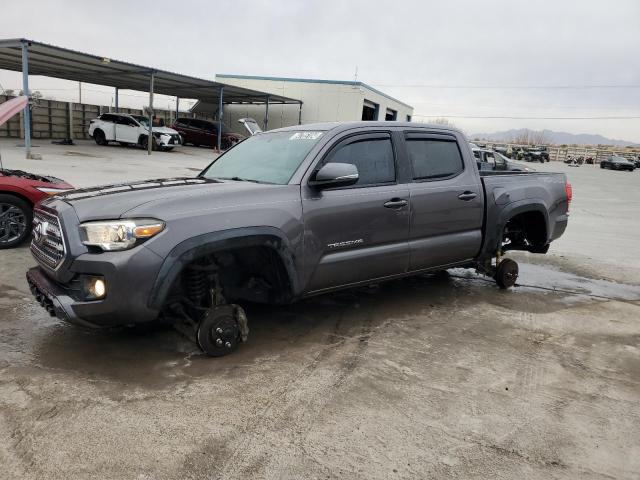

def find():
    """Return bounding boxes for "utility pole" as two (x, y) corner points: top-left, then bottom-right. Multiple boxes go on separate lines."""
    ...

(21, 40), (31, 159)
(148, 72), (155, 155)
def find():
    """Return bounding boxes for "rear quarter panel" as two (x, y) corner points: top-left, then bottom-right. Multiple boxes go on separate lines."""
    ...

(480, 172), (568, 257)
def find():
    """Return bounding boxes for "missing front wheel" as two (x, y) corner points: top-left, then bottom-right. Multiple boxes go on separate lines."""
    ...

(196, 304), (249, 357)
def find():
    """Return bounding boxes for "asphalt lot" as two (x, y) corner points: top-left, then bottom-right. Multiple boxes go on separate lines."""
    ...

(1, 139), (639, 479)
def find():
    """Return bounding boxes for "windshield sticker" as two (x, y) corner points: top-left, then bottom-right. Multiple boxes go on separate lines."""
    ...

(289, 131), (324, 140)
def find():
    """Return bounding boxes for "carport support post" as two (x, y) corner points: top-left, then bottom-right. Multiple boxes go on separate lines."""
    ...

(175, 97), (179, 123)
(148, 71), (155, 155)
(21, 41), (31, 159)
(114, 88), (119, 112)
(217, 86), (224, 152)
(298, 101), (302, 125)
(264, 95), (270, 131)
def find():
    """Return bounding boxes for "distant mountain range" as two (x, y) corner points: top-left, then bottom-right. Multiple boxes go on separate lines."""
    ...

(470, 129), (639, 147)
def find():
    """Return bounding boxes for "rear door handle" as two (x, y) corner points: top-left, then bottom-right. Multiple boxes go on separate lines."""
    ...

(383, 198), (408, 209)
(458, 191), (478, 201)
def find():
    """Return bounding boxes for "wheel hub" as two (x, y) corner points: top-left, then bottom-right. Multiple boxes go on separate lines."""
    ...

(495, 258), (519, 289)
(196, 305), (244, 357)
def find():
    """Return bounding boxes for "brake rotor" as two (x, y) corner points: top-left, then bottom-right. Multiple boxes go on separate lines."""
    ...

(196, 305), (244, 357)
(495, 258), (519, 289)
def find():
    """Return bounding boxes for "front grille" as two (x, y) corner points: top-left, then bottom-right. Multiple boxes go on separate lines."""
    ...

(30, 209), (66, 269)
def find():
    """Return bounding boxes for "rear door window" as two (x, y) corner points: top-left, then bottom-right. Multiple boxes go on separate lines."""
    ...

(200, 120), (216, 132)
(192, 119), (213, 131)
(405, 136), (464, 180)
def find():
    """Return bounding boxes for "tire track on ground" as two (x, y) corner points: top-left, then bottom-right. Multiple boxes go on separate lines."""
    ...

(211, 300), (375, 479)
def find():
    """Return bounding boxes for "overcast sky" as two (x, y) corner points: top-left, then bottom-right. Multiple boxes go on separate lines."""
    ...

(1, 0), (639, 141)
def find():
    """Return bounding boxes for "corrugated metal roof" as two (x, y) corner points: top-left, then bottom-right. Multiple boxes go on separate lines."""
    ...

(0, 39), (301, 105)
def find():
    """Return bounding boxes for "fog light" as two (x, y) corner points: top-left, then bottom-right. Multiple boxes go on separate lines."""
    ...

(92, 279), (106, 298)
(83, 276), (107, 300)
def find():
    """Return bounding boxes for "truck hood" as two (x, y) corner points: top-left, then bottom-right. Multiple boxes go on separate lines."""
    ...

(48, 177), (280, 221)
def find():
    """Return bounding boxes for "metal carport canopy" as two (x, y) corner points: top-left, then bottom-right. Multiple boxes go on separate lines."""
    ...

(0, 38), (300, 104)
(0, 38), (301, 157)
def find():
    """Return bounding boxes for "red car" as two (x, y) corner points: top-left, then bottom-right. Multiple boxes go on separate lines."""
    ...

(171, 117), (243, 149)
(0, 169), (73, 248)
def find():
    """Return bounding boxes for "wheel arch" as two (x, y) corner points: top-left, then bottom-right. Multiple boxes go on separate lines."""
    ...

(0, 188), (35, 208)
(480, 200), (550, 260)
(0, 190), (34, 248)
(148, 226), (300, 309)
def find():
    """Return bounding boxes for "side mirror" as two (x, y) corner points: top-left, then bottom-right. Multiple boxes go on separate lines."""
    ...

(309, 162), (359, 189)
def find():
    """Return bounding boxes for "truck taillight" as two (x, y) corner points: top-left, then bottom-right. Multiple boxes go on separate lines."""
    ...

(565, 181), (573, 209)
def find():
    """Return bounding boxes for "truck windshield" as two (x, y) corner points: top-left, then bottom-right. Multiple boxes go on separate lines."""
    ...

(200, 131), (325, 184)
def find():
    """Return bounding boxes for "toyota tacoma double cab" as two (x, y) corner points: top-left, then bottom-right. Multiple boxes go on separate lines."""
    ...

(26, 122), (571, 356)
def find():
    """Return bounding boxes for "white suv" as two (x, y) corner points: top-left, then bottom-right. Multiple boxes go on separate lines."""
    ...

(88, 113), (182, 151)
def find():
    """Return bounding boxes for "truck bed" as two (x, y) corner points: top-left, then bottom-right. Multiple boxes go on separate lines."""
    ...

(478, 171), (569, 260)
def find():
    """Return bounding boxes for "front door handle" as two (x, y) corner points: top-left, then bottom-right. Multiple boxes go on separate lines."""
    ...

(384, 198), (408, 209)
(458, 191), (478, 201)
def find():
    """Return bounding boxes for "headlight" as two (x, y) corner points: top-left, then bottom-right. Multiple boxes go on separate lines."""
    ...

(79, 219), (165, 251)
(35, 186), (72, 195)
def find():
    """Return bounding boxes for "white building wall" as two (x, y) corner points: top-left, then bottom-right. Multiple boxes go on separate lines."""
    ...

(212, 76), (413, 134)
(360, 88), (414, 122)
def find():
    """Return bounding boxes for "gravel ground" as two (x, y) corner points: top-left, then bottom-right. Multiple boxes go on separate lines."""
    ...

(1, 140), (639, 479)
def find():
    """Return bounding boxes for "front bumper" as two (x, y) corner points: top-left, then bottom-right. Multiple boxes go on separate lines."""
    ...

(26, 244), (164, 328)
(27, 267), (96, 328)
(155, 133), (182, 148)
(27, 199), (168, 328)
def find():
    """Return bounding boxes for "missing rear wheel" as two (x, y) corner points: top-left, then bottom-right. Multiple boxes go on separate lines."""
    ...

(495, 258), (519, 289)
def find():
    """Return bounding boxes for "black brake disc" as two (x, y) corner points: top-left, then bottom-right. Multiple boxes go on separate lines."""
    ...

(196, 305), (242, 357)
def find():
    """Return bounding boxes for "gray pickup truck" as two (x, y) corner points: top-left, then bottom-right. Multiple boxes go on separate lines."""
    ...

(26, 122), (571, 356)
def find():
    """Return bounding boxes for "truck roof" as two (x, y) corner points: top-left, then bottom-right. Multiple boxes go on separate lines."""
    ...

(270, 121), (463, 135)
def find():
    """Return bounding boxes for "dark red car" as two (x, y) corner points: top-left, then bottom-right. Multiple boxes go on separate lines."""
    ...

(171, 117), (243, 149)
(0, 169), (73, 248)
